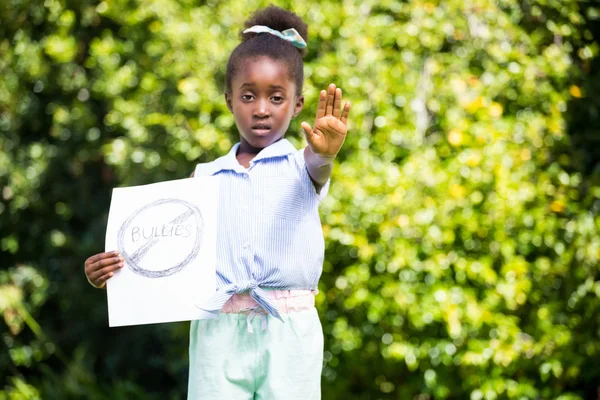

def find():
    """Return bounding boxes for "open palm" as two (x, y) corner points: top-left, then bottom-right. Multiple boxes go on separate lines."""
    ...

(302, 83), (351, 158)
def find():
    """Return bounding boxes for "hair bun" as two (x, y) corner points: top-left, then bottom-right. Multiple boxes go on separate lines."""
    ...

(241, 5), (308, 56)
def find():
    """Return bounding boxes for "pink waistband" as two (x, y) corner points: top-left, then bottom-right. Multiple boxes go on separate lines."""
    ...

(221, 289), (317, 314)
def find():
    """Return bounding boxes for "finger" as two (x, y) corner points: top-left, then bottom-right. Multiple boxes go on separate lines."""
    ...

(96, 271), (115, 286)
(86, 251), (119, 266)
(316, 90), (327, 119)
(301, 122), (314, 140)
(333, 88), (342, 119)
(89, 261), (124, 281)
(86, 257), (123, 275)
(326, 84), (336, 116)
(341, 102), (351, 126)
(88, 262), (124, 282)
(88, 256), (123, 274)
(88, 277), (105, 289)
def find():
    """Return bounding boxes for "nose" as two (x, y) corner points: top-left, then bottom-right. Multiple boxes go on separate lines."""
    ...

(253, 98), (270, 118)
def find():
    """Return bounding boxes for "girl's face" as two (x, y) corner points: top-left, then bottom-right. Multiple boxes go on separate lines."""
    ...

(226, 57), (304, 151)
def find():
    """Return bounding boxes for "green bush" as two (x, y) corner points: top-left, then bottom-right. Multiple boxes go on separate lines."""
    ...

(1, 0), (599, 398)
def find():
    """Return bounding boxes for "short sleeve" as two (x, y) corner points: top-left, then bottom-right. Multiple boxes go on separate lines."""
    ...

(294, 148), (330, 202)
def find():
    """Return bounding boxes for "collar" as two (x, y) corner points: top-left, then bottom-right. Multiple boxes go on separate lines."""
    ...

(205, 138), (297, 175)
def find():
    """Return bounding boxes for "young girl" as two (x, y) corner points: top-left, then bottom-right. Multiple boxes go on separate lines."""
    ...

(84, 6), (350, 399)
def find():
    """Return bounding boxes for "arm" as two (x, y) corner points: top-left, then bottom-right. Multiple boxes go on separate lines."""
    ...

(303, 148), (334, 191)
(301, 83), (351, 191)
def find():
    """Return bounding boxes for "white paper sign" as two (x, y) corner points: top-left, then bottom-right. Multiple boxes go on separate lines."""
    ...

(104, 177), (219, 327)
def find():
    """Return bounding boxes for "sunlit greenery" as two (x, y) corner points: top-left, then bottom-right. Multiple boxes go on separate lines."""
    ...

(1, 0), (599, 398)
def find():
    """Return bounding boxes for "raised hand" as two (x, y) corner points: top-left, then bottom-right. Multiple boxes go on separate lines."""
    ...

(84, 251), (124, 288)
(301, 83), (351, 159)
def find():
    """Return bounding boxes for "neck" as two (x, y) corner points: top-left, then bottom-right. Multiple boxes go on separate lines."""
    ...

(238, 139), (267, 155)
(237, 137), (284, 155)
(236, 138), (284, 168)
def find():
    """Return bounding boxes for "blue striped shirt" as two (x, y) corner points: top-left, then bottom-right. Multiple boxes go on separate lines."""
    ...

(194, 139), (329, 320)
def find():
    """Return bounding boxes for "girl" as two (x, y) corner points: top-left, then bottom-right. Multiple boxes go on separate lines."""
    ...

(84, 5), (350, 399)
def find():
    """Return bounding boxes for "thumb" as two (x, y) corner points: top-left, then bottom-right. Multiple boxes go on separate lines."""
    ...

(301, 122), (313, 139)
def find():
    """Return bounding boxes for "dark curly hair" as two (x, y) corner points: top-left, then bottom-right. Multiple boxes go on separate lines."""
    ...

(225, 5), (308, 96)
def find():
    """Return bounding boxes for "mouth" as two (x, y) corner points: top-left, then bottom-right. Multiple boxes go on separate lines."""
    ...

(251, 123), (272, 135)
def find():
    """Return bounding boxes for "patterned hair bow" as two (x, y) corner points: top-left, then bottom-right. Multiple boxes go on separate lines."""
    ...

(243, 25), (307, 49)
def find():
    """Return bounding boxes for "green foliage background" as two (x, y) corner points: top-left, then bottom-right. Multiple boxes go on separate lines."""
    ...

(1, 0), (600, 398)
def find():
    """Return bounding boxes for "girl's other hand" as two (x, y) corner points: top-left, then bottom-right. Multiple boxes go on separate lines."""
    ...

(84, 251), (124, 288)
(301, 83), (351, 159)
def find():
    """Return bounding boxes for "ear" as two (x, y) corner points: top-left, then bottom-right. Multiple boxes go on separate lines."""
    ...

(225, 92), (233, 113)
(293, 95), (304, 118)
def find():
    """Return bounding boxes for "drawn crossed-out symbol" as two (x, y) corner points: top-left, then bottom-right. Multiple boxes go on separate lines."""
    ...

(117, 199), (204, 278)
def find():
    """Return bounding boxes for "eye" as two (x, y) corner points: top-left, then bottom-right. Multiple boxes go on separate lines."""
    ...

(271, 96), (284, 103)
(241, 94), (254, 101)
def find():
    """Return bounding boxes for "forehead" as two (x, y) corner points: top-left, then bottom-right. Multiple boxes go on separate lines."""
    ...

(233, 57), (295, 90)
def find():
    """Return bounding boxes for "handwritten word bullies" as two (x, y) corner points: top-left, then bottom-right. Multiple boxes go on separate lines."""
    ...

(117, 198), (204, 278)
(130, 224), (193, 242)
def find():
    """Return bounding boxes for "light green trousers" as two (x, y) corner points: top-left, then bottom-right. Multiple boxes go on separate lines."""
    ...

(187, 308), (323, 399)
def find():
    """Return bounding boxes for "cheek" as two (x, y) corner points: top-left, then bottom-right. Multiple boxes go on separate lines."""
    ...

(232, 104), (250, 119)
